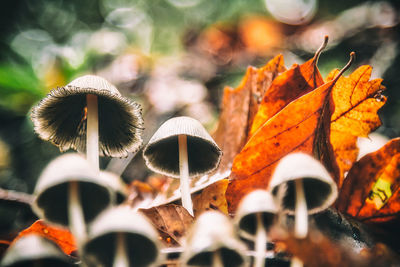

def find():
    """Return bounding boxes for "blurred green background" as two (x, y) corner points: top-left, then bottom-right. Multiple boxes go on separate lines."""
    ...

(0, 0), (399, 236)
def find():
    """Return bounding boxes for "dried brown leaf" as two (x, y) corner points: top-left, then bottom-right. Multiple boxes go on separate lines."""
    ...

(140, 204), (194, 246)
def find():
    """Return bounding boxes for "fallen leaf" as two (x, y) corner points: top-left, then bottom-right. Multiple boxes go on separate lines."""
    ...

(213, 55), (286, 174)
(271, 227), (400, 267)
(330, 131), (358, 183)
(192, 179), (229, 215)
(248, 54), (286, 131)
(337, 138), (400, 223)
(226, 78), (339, 212)
(248, 40), (326, 136)
(328, 66), (386, 187)
(140, 204), (194, 246)
(212, 67), (256, 173)
(13, 219), (76, 255)
(225, 50), (355, 212)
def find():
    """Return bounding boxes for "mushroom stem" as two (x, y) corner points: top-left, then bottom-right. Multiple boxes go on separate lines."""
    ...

(294, 179), (308, 238)
(213, 249), (224, 267)
(291, 256), (303, 267)
(113, 233), (129, 267)
(86, 94), (99, 172)
(68, 181), (86, 245)
(255, 213), (266, 267)
(292, 179), (307, 267)
(178, 134), (193, 216)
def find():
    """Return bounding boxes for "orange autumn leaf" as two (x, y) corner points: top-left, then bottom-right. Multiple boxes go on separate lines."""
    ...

(248, 40), (326, 137)
(13, 219), (76, 255)
(328, 66), (386, 187)
(248, 54), (286, 131)
(213, 54), (287, 173)
(226, 78), (340, 212)
(337, 138), (400, 223)
(330, 131), (358, 185)
(192, 179), (229, 215)
(213, 67), (256, 173)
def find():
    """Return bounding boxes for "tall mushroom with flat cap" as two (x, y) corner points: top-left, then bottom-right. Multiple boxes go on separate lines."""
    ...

(32, 153), (115, 245)
(31, 74), (144, 171)
(143, 116), (222, 216)
(269, 152), (337, 267)
(182, 211), (247, 267)
(235, 190), (278, 267)
(83, 206), (161, 267)
(1, 234), (75, 267)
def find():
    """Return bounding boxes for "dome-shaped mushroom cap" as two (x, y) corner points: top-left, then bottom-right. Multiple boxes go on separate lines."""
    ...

(83, 206), (161, 267)
(182, 211), (247, 267)
(269, 152), (338, 215)
(32, 153), (115, 227)
(1, 234), (75, 267)
(235, 190), (278, 240)
(31, 75), (144, 157)
(99, 171), (128, 204)
(143, 116), (222, 178)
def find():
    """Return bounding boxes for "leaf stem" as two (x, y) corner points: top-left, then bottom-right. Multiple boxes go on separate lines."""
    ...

(333, 52), (356, 83)
(313, 35), (329, 64)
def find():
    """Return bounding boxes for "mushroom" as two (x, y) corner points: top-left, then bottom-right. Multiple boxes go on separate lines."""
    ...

(0, 234), (75, 267)
(182, 211), (247, 267)
(83, 206), (161, 267)
(269, 152), (337, 238)
(31, 74), (144, 171)
(31, 153), (115, 245)
(269, 152), (338, 267)
(143, 116), (222, 216)
(235, 190), (278, 267)
(99, 171), (128, 204)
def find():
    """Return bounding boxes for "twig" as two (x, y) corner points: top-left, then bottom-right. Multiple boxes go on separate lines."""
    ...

(0, 188), (33, 206)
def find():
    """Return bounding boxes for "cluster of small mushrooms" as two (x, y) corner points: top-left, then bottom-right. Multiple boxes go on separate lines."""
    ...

(0, 75), (339, 267)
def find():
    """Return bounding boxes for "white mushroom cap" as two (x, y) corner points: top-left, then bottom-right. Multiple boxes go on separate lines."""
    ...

(0, 234), (74, 267)
(31, 75), (144, 157)
(235, 190), (278, 240)
(83, 206), (162, 266)
(143, 116), (222, 178)
(269, 152), (338, 215)
(32, 153), (115, 226)
(99, 171), (128, 204)
(182, 211), (247, 267)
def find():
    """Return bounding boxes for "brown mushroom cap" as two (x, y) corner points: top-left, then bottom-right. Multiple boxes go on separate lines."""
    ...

(31, 75), (144, 157)
(0, 234), (75, 267)
(83, 206), (161, 267)
(235, 190), (278, 240)
(32, 153), (115, 226)
(143, 116), (222, 178)
(182, 211), (247, 267)
(269, 152), (338, 215)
